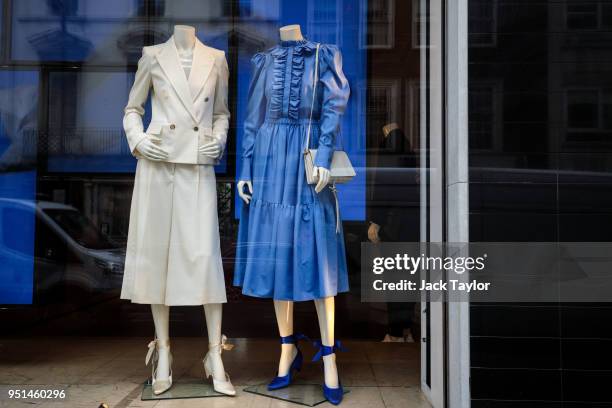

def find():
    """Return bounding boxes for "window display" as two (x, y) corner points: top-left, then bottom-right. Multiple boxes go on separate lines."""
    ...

(0, 1), (427, 407)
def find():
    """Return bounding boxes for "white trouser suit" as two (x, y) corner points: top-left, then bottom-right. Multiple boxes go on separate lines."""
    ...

(120, 36), (230, 305)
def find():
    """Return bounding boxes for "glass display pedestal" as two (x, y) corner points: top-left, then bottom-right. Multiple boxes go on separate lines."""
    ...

(244, 384), (349, 406)
(141, 379), (225, 401)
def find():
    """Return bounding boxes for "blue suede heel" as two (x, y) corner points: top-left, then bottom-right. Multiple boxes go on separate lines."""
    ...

(313, 340), (346, 405)
(268, 334), (308, 391)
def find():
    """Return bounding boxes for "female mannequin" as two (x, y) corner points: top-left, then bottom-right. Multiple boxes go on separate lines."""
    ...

(122, 24), (233, 396)
(236, 23), (347, 404)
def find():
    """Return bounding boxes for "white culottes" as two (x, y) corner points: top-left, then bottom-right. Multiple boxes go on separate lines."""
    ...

(120, 159), (227, 305)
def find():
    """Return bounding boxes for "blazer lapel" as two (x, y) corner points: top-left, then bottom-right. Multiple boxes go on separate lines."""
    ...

(188, 39), (214, 101)
(155, 37), (198, 122)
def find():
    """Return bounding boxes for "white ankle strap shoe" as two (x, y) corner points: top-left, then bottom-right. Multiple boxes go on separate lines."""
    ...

(146, 338), (173, 396)
(203, 334), (236, 396)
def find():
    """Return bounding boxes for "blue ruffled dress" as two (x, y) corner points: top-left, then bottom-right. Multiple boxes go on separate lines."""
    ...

(234, 40), (351, 301)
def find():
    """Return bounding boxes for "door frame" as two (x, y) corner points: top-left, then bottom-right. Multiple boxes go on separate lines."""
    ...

(444, 0), (470, 406)
(420, 0), (470, 407)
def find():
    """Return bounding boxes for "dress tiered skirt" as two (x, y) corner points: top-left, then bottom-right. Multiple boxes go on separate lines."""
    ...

(233, 119), (349, 301)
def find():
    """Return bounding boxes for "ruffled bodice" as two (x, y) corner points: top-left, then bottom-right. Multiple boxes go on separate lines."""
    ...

(239, 40), (350, 181)
(267, 40), (318, 120)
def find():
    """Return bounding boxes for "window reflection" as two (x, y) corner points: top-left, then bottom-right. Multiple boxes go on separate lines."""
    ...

(11, 0), (228, 63)
(46, 71), (135, 172)
(44, 208), (121, 250)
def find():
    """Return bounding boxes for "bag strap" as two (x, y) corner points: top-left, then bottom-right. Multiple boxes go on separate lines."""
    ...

(305, 43), (341, 234)
(305, 43), (320, 154)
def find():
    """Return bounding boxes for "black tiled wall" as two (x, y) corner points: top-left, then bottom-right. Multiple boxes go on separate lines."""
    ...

(469, 0), (612, 406)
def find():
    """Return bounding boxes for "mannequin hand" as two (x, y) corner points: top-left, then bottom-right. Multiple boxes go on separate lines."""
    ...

(199, 139), (222, 159)
(368, 222), (381, 243)
(237, 180), (253, 204)
(136, 135), (169, 161)
(314, 167), (331, 193)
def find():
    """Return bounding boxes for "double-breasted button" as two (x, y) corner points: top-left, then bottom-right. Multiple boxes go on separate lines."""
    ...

(170, 124), (175, 130)
(204, 97), (209, 102)
(193, 126), (199, 131)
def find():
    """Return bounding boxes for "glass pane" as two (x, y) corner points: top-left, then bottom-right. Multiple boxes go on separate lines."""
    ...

(0, 1), (437, 406)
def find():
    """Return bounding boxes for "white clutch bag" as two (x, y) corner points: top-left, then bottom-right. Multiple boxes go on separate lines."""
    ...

(304, 149), (356, 184)
(303, 43), (356, 185)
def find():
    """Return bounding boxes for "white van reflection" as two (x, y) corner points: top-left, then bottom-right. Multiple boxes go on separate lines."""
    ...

(0, 199), (125, 299)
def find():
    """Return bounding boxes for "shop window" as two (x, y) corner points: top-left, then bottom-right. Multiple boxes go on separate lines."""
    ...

(361, 0), (395, 49)
(468, 0), (497, 48)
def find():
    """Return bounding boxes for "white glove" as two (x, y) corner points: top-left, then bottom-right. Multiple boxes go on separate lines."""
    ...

(237, 180), (253, 204)
(199, 139), (222, 159)
(135, 135), (169, 161)
(314, 167), (331, 193)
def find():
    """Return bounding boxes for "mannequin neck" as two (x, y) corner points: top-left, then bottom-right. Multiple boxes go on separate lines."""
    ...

(173, 25), (196, 53)
(279, 24), (304, 42)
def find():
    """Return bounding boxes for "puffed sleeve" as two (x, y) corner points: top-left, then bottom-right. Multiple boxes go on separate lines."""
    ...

(313, 44), (350, 169)
(239, 52), (267, 181)
(123, 48), (152, 156)
(212, 51), (230, 162)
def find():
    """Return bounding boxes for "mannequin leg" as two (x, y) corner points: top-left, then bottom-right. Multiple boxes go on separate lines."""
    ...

(203, 303), (228, 382)
(151, 304), (171, 380)
(273, 300), (297, 376)
(314, 296), (339, 388)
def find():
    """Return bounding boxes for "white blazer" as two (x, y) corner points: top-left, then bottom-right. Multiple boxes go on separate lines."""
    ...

(123, 36), (230, 165)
